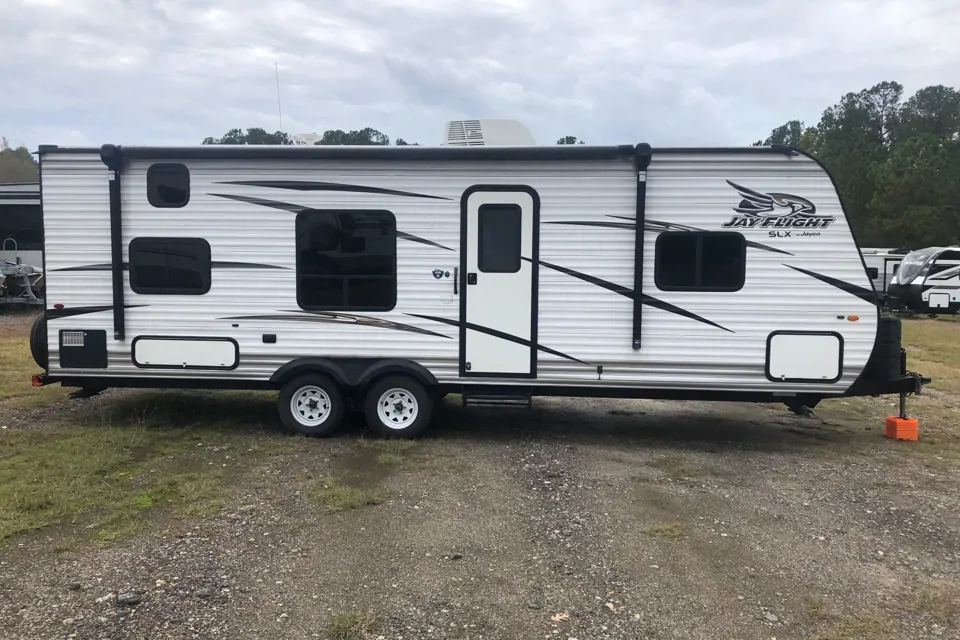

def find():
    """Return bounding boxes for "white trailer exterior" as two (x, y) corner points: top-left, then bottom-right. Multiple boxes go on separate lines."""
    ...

(31, 143), (923, 436)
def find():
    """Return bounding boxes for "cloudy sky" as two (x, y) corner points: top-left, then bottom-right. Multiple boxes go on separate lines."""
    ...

(3, 0), (960, 149)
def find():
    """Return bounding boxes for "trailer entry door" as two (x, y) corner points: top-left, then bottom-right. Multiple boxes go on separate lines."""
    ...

(460, 187), (539, 378)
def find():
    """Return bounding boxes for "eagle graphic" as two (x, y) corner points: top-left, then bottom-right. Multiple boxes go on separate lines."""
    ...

(726, 180), (817, 218)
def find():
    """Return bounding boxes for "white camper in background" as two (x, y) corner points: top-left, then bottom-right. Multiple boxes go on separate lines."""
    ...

(30, 140), (926, 437)
(860, 247), (907, 302)
(888, 246), (960, 314)
(0, 182), (44, 305)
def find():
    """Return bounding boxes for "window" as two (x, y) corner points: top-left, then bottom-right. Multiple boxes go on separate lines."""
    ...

(129, 237), (211, 294)
(296, 210), (396, 311)
(147, 163), (190, 208)
(478, 204), (521, 273)
(867, 267), (879, 279)
(0, 204), (43, 251)
(655, 232), (745, 291)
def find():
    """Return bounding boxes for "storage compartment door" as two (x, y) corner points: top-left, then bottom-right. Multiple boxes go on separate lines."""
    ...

(766, 332), (843, 383)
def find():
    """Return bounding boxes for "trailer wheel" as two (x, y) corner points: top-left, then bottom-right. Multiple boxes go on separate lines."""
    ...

(29, 311), (48, 369)
(364, 375), (433, 438)
(278, 374), (344, 437)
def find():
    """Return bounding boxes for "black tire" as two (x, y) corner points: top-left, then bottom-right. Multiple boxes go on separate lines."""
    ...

(363, 375), (434, 438)
(278, 374), (345, 437)
(29, 311), (48, 369)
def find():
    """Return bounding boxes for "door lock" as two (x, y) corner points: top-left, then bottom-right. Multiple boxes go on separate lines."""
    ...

(467, 272), (478, 285)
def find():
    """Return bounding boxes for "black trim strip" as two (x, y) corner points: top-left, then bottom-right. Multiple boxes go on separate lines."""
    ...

(396, 231), (454, 252)
(407, 313), (589, 366)
(52, 261), (290, 272)
(527, 258), (734, 333)
(0, 193), (40, 201)
(54, 144), (640, 162)
(47, 304), (147, 320)
(216, 180), (451, 201)
(218, 311), (453, 340)
(102, 145), (126, 341)
(785, 265), (877, 304)
(632, 144), (652, 350)
(44, 144), (794, 161)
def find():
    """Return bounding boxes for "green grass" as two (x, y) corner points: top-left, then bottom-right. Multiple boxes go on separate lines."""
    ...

(309, 477), (387, 513)
(0, 318), (67, 408)
(805, 615), (895, 640)
(906, 581), (960, 624)
(0, 423), (238, 543)
(359, 438), (420, 466)
(326, 612), (380, 640)
(641, 521), (686, 540)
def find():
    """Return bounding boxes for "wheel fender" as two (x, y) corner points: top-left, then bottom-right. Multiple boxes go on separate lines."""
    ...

(356, 359), (438, 391)
(269, 358), (351, 388)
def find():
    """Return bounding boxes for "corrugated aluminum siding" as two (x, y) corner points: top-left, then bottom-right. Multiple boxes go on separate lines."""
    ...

(42, 150), (876, 393)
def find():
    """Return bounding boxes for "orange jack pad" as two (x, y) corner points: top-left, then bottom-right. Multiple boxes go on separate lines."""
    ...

(885, 416), (919, 441)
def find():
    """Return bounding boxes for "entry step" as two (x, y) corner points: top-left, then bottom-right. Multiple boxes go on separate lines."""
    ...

(461, 392), (532, 408)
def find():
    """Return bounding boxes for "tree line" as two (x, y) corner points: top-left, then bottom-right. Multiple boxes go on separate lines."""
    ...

(4, 82), (958, 249)
(755, 81), (960, 248)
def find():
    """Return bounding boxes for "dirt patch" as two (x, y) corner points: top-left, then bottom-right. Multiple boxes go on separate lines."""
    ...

(0, 314), (958, 639)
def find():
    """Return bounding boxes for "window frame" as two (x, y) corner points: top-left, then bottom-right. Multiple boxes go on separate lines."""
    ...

(128, 236), (212, 295)
(654, 231), (746, 292)
(295, 209), (398, 312)
(477, 203), (522, 274)
(147, 162), (190, 208)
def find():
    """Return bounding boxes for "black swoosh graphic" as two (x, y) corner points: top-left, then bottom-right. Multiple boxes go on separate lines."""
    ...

(210, 193), (306, 212)
(785, 265), (877, 303)
(210, 193), (451, 251)
(47, 304), (148, 319)
(528, 257), (733, 333)
(52, 261), (289, 272)
(218, 311), (453, 340)
(406, 313), (590, 366)
(396, 231), (454, 252)
(216, 180), (451, 201)
(545, 221), (636, 230)
(546, 217), (793, 256)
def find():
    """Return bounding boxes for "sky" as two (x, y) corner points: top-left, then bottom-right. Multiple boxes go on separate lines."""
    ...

(3, 0), (960, 149)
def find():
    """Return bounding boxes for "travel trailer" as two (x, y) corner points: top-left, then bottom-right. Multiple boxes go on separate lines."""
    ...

(860, 247), (907, 303)
(888, 246), (960, 314)
(29, 142), (926, 437)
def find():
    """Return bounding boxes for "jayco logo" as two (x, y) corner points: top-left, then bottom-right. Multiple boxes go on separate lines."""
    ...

(721, 180), (835, 232)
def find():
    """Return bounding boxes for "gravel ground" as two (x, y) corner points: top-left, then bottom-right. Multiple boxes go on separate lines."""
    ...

(1, 393), (958, 640)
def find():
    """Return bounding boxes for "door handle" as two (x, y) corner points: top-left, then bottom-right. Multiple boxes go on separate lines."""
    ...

(453, 267), (458, 295)
(467, 273), (478, 285)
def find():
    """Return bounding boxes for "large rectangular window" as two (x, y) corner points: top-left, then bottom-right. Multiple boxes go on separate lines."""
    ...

(129, 237), (211, 295)
(296, 210), (397, 311)
(478, 204), (522, 273)
(655, 232), (745, 291)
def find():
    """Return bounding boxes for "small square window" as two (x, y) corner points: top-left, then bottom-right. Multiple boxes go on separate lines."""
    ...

(147, 163), (190, 208)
